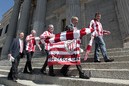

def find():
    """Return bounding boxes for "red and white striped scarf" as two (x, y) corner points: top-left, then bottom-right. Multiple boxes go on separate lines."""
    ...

(45, 28), (94, 43)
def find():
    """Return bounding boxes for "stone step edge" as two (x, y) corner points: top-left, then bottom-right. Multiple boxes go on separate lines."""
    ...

(0, 68), (129, 81)
(0, 67), (129, 72)
(0, 74), (59, 86)
(18, 73), (129, 86)
(1, 71), (129, 86)
(1, 61), (129, 67)
(88, 50), (129, 55)
(0, 74), (25, 86)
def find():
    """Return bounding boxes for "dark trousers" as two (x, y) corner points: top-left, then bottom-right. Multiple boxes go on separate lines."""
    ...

(41, 50), (54, 74)
(24, 51), (34, 72)
(61, 65), (83, 75)
(94, 36), (109, 61)
(8, 53), (22, 80)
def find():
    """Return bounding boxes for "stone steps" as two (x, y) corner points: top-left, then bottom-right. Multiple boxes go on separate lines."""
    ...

(83, 55), (129, 62)
(0, 74), (59, 86)
(1, 67), (129, 80)
(0, 47), (129, 86)
(2, 55), (129, 67)
(18, 73), (129, 86)
(88, 51), (129, 58)
(1, 47), (126, 65)
(68, 69), (129, 80)
(86, 47), (129, 57)
(0, 69), (9, 75)
(80, 61), (129, 69)
(20, 48), (129, 63)
(0, 62), (129, 86)
(24, 68), (129, 80)
(0, 74), (25, 86)
(101, 48), (129, 52)
(0, 66), (11, 70)
(0, 70), (129, 86)
(1, 61), (128, 70)
(18, 61), (129, 69)
(19, 55), (129, 64)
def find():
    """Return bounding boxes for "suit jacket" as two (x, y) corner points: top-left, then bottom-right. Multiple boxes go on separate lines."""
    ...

(9, 38), (26, 58)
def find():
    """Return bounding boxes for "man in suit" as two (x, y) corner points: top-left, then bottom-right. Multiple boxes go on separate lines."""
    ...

(60, 16), (90, 79)
(8, 32), (26, 82)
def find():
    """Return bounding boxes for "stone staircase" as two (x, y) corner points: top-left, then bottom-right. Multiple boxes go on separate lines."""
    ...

(0, 48), (129, 86)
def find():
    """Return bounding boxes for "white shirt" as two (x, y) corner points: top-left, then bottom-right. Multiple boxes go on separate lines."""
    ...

(19, 39), (23, 53)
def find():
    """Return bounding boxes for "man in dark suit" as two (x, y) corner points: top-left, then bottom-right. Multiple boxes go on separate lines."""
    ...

(60, 16), (90, 79)
(8, 32), (26, 82)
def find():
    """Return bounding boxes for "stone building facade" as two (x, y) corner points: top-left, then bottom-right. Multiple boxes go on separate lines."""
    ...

(0, 8), (13, 56)
(0, 0), (129, 59)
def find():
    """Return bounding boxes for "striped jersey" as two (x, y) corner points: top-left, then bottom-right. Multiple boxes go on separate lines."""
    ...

(40, 30), (54, 50)
(26, 34), (36, 52)
(90, 19), (103, 37)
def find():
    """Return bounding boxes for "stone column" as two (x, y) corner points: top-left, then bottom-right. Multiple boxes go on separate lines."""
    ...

(1, 0), (21, 59)
(17, 0), (32, 36)
(66, 0), (84, 48)
(33, 0), (47, 36)
(115, 0), (129, 48)
(32, 0), (47, 57)
(80, 0), (88, 48)
(66, 0), (81, 27)
(115, 0), (129, 40)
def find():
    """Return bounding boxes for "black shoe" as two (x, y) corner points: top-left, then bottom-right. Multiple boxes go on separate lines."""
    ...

(40, 69), (47, 75)
(79, 73), (90, 79)
(105, 58), (114, 62)
(8, 77), (17, 82)
(29, 71), (33, 74)
(23, 71), (30, 74)
(8, 77), (13, 80)
(12, 78), (17, 82)
(49, 73), (56, 76)
(60, 70), (69, 77)
(94, 60), (101, 62)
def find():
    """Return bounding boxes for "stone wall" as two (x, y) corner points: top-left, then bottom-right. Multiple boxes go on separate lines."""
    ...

(46, 0), (66, 34)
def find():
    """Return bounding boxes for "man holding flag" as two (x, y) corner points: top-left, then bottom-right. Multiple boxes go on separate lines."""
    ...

(43, 16), (94, 79)
(59, 16), (90, 79)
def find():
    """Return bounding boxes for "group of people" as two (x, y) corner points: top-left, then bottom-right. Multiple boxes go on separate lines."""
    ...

(7, 12), (114, 82)
(7, 30), (39, 81)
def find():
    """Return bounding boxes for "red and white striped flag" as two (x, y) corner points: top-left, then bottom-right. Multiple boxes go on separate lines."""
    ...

(48, 39), (81, 66)
(46, 28), (94, 66)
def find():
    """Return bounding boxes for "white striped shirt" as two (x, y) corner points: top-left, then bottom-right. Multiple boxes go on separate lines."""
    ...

(40, 31), (54, 50)
(90, 19), (103, 37)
